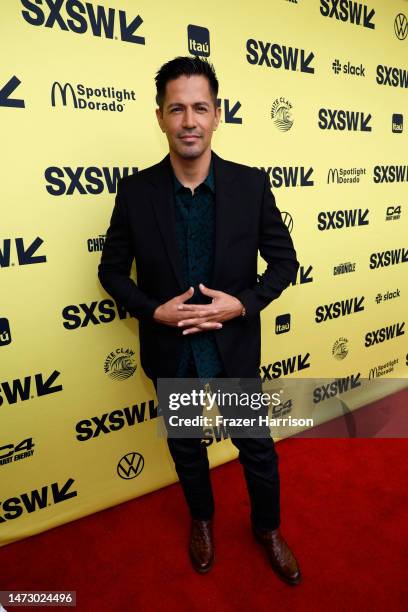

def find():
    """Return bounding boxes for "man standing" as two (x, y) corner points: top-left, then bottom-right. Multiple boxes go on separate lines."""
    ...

(98, 57), (301, 584)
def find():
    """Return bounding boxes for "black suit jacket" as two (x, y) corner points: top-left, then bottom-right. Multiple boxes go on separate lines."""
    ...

(98, 151), (299, 379)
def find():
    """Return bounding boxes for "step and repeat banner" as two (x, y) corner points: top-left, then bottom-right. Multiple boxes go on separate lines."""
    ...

(1, 0), (407, 546)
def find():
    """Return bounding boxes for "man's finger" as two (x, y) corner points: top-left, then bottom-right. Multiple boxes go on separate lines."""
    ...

(177, 304), (218, 313)
(179, 317), (222, 327)
(176, 286), (194, 302)
(182, 322), (223, 334)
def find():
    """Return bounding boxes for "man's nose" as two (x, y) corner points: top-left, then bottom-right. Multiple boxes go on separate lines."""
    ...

(182, 108), (196, 128)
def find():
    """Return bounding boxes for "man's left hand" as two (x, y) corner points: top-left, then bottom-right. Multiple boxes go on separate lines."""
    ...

(177, 283), (244, 335)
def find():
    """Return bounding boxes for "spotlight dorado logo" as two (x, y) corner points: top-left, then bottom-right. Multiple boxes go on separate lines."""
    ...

(51, 81), (136, 112)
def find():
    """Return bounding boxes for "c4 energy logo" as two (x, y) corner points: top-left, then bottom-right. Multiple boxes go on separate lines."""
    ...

(320, 0), (375, 30)
(260, 166), (314, 187)
(62, 299), (131, 329)
(369, 248), (408, 269)
(271, 97), (293, 131)
(45, 166), (137, 195)
(386, 205), (401, 221)
(51, 82), (136, 112)
(0, 478), (77, 523)
(246, 39), (314, 74)
(315, 296), (364, 323)
(187, 24), (210, 56)
(376, 65), (408, 88)
(373, 165), (408, 183)
(364, 322), (405, 347)
(0, 237), (46, 267)
(394, 13), (408, 41)
(317, 208), (369, 230)
(318, 108), (372, 131)
(0, 371), (63, 407)
(21, 0), (145, 45)
(0, 76), (25, 108)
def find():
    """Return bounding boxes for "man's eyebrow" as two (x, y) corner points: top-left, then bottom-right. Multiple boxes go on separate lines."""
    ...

(166, 101), (210, 108)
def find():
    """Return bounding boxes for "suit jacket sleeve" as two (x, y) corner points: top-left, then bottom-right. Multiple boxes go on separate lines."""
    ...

(234, 170), (299, 318)
(98, 179), (161, 321)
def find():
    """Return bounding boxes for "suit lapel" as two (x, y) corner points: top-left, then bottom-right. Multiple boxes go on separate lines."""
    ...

(211, 152), (236, 287)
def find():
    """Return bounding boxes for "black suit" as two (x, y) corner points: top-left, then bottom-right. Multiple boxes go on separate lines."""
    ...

(98, 151), (299, 380)
(98, 151), (299, 530)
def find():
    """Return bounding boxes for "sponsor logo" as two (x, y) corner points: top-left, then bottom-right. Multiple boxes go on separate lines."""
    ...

(318, 108), (372, 131)
(332, 58), (366, 77)
(332, 337), (348, 360)
(271, 97), (293, 131)
(201, 424), (230, 446)
(320, 0), (375, 29)
(0, 76), (25, 108)
(373, 166), (408, 183)
(104, 348), (137, 380)
(21, 0), (145, 44)
(260, 353), (311, 381)
(0, 319), (12, 347)
(51, 81), (136, 112)
(45, 166), (137, 196)
(376, 65), (408, 88)
(187, 24), (210, 56)
(317, 208), (369, 230)
(313, 373), (361, 404)
(386, 205), (401, 221)
(281, 211), (293, 233)
(246, 39), (315, 73)
(117, 452), (144, 479)
(275, 314), (291, 334)
(62, 299), (132, 329)
(216, 98), (242, 124)
(315, 296), (364, 323)
(260, 166), (314, 188)
(369, 248), (408, 269)
(392, 113), (403, 133)
(327, 167), (366, 184)
(0, 478), (77, 523)
(375, 289), (400, 304)
(0, 371), (63, 407)
(369, 359), (398, 379)
(0, 438), (35, 467)
(333, 261), (356, 275)
(365, 322), (405, 347)
(75, 400), (158, 441)
(88, 235), (106, 253)
(394, 13), (408, 40)
(0, 237), (46, 268)
(291, 264), (314, 285)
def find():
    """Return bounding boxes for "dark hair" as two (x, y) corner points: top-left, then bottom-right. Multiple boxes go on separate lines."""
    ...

(155, 56), (219, 109)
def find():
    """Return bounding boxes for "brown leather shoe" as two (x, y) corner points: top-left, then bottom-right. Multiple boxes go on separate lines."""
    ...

(252, 525), (301, 585)
(189, 519), (214, 574)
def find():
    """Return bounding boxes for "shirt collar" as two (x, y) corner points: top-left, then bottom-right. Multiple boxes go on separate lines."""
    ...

(172, 153), (215, 194)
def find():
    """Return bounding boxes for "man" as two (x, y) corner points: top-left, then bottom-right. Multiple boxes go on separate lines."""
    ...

(98, 56), (301, 584)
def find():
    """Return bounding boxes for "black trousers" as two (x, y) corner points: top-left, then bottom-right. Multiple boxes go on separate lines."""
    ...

(152, 360), (280, 530)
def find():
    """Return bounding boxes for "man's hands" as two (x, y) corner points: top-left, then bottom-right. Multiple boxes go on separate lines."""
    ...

(153, 283), (244, 335)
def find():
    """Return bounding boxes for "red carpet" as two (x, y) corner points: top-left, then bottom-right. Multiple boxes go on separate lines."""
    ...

(1, 394), (407, 611)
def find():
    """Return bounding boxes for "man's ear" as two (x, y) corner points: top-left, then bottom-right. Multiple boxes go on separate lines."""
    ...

(213, 104), (222, 130)
(156, 107), (165, 132)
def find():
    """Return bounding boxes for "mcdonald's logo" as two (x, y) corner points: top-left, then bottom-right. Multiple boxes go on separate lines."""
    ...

(51, 81), (78, 108)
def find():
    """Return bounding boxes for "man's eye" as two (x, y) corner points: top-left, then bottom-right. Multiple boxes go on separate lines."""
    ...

(171, 108), (181, 112)
(197, 107), (207, 112)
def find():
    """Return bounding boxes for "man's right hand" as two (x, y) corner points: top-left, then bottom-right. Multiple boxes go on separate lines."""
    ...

(153, 287), (222, 332)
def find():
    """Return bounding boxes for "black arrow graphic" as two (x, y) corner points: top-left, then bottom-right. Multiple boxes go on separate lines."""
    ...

(300, 51), (315, 74)
(119, 11), (145, 44)
(0, 76), (25, 108)
(16, 237), (46, 265)
(35, 370), (63, 397)
(52, 478), (78, 503)
(363, 7), (375, 30)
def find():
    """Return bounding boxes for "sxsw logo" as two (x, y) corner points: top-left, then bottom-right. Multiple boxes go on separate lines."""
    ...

(275, 314), (291, 334)
(75, 401), (158, 441)
(369, 248), (408, 269)
(0, 479), (77, 523)
(0, 370), (63, 407)
(0, 237), (46, 268)
(21, 0), (145, 44)
(246, 40), (315, 74)
(313, 373), (361, 404)
(373, 166), (408, 183)
(261, 166), (314, 188)
(0, 319), (12, 347)
(216, 99), (242, 124)
(332, 59), (365, 77)
(260, 353), (310, 381)
(45, 166), (138, 195)
(315, 296), (364, 323)
(317, 208), (369, 230)
(0, 76), (25, 108)
(364, 322), (405, 347)
(320, 1), (375, 29)
(187, 24), (210, 56)
(376, 65), (408, 88)
(392, 114), (403, 133)
(318, 108), (372, 131)
(62, 299), (132, 329)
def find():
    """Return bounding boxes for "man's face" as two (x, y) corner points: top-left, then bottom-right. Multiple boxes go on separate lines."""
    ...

(156, 75), (221, 159)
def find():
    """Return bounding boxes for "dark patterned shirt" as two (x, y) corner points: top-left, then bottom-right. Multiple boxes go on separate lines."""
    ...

(172, 157), (224, 379)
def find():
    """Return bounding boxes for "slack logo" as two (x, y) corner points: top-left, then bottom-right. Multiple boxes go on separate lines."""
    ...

(0, 76), (25, 108)
(275, 314), (291, 334)
(187, 24), (210, 57)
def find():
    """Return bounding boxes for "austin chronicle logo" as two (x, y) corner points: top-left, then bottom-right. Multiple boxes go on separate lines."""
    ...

(104, 349), (137, 380)
(117, 452), (144, 479)
(271, 97), (293, 131)
(332, 338), (348, 360)
(281, 212), (293, 233)
(394, 14), (408, 40)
